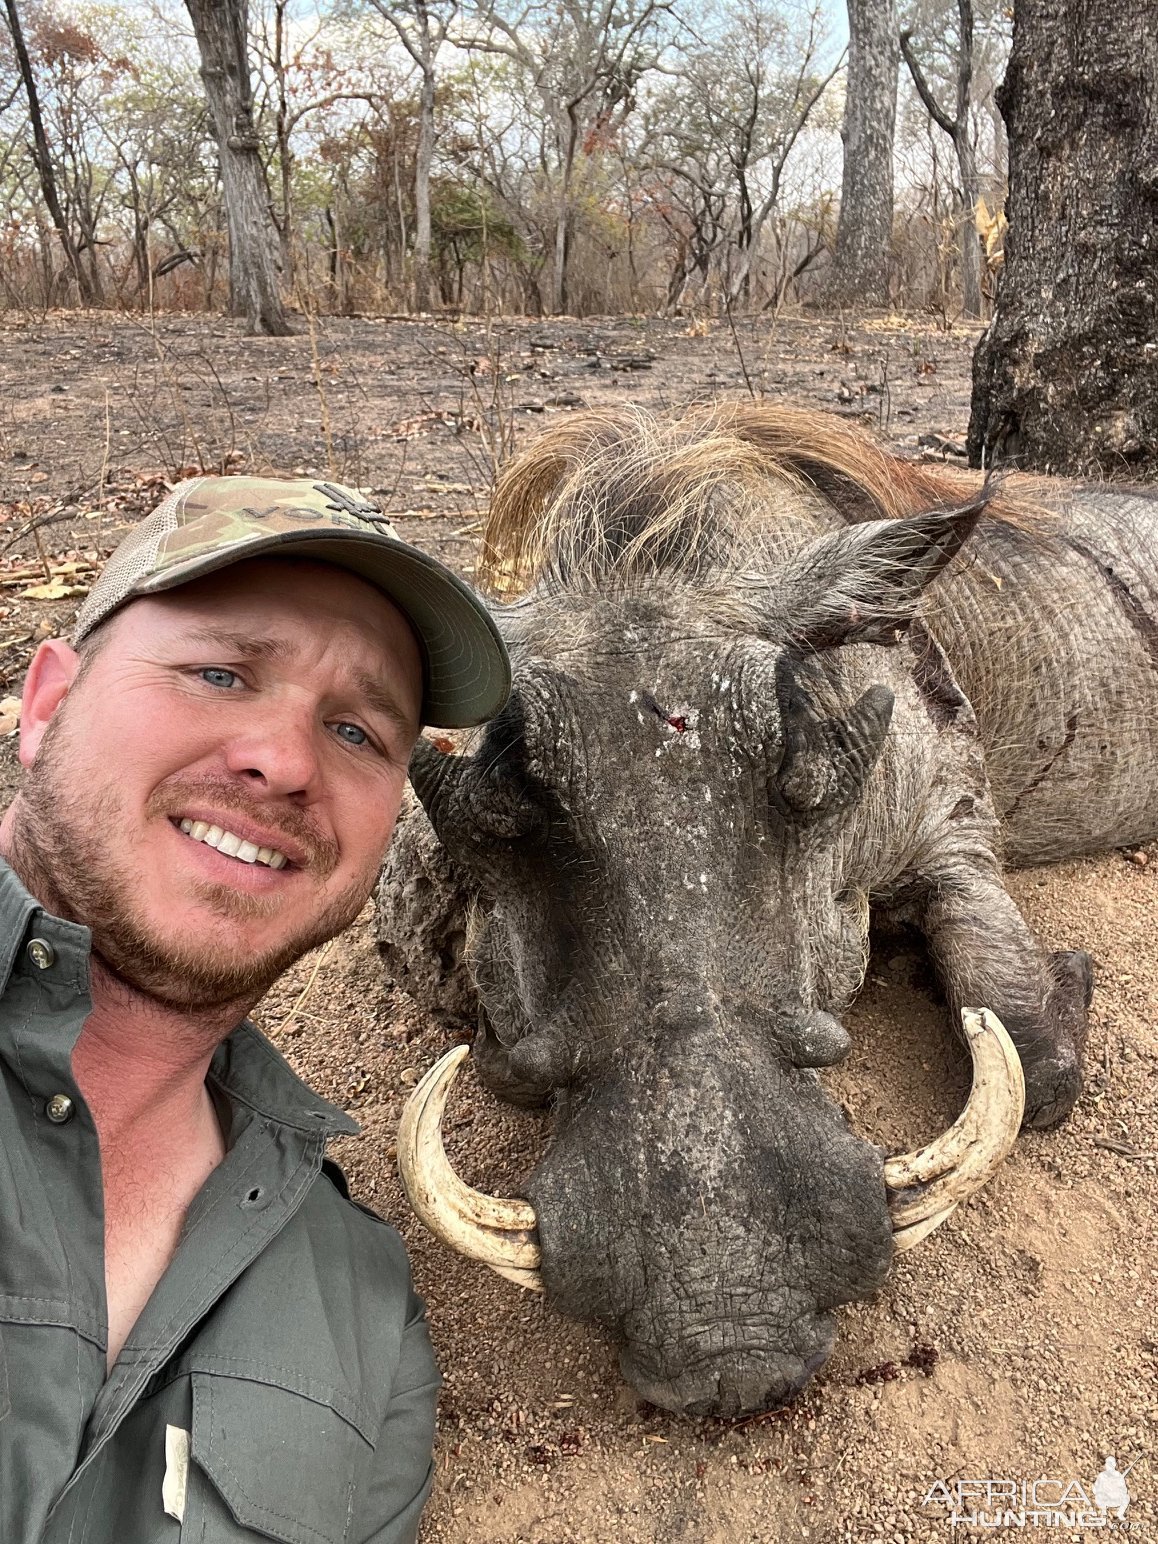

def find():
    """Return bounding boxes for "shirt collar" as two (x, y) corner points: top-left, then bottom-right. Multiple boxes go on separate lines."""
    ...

(0, 855), (357, 1139)
(211, 1023), (359, 1138)
(0, 854), (89, 990)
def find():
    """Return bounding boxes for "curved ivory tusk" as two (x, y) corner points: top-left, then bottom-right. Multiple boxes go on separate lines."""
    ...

(397, 1045), (543, 1290)
(885, 1008), (1025, 1251)
(401, 1013), (1023, 1280)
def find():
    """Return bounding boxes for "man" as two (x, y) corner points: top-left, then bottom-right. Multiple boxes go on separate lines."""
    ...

(0, 477), (510, 1542)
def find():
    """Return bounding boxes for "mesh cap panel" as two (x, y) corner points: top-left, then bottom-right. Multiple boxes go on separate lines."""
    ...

(72, 481), (194, 640)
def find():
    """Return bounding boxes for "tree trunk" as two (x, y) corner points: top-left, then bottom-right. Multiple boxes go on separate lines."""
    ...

(952, 0), (980, 320)
(272, 0), (294, 288)
(901, 0), (982, 319)
(734, 165), (754, 305)
(73, 188), (106, 307)
(954, 129), (982, 319)
(2, 0), (97, 305)
(413, 65), (435, 312)
(551, 202), (570, 315)
(726, 194), (767, 307)
(827, 0), (898, 307)
(969, 0), (1158, 473)
(325, 204), (341, 309)
(550, 111), (580, 315)
(127, 170), (150, 294)
(184, 0), (291, 335)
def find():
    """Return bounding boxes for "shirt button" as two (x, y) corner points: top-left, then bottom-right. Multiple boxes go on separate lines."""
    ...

(27, 937), (56, 970)
(46, 1093), (75, 1124)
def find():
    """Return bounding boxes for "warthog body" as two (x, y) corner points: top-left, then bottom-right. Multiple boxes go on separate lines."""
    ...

(379, 406), (1158, 1417)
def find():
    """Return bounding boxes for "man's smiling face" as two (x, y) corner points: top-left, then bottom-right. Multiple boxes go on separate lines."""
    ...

(8, 557), (423, 1009)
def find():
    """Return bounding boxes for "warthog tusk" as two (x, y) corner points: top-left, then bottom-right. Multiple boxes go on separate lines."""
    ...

(397, 1044), (543, 1291)
(885, 1008), (1025, 1252)
(400, 1010), (1023, 1278)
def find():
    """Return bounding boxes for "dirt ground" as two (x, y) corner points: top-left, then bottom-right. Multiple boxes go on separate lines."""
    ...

(1, 308), (1154, 1543)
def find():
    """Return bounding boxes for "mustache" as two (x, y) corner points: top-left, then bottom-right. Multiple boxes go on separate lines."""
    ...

(147, 778), (340, 875)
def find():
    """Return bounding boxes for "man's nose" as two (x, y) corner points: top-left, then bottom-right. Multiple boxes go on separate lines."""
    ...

(222, 708), (322, 798)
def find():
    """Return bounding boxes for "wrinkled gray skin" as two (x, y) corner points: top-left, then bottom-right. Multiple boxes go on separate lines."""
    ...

(379, 476), (1158, 1418)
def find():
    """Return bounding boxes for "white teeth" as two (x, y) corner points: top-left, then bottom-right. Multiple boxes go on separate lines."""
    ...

(176, 818), (289, 870)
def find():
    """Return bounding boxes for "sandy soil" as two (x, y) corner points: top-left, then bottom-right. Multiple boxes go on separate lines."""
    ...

(1, 308), (1153, 1542)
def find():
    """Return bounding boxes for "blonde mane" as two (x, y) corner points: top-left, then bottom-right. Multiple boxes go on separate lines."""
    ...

(480, 403), (1048, 596)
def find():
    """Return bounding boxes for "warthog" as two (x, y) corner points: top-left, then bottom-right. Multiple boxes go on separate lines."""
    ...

(378, 405), (1157, 1417)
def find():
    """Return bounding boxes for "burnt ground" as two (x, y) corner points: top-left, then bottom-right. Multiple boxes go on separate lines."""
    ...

(0, 308), (1154, 1542)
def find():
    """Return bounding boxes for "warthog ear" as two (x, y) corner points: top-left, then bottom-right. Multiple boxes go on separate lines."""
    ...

(773, 657), (894, 818)
(774, 489), (990, 650)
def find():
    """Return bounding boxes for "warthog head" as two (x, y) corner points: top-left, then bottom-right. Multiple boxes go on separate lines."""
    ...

(391, 409), (1023, 1416)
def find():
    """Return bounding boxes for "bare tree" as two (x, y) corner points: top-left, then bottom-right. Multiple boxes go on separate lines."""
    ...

(828, 0), (898, 307)
(900, 0), (982, 317)
(445, 53), (553, 310)
(643, 110), (731, 311)
(253, 2), (378, 294)
(2, 0), (97, 302)
(268, 0), (299, 283)
(364, 0), (455, 312)
(460, 0), (671, 314)
(720, 1), (841, 306)
(184, 0), (291, 333)
(647, 0), (839, 310)
(969, 0), (1157, 474)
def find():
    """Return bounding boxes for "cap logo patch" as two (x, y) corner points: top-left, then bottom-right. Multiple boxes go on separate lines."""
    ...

(315, 481), (396, 532)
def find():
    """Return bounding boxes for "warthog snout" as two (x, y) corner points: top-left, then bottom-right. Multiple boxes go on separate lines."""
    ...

(619, 1333), (836, 1419)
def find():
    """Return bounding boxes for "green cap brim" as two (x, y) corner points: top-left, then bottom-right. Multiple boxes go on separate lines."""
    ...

(134, 529), (510, 729)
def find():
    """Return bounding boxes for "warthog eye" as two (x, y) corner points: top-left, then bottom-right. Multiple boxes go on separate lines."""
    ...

(462, 767), (548, 844)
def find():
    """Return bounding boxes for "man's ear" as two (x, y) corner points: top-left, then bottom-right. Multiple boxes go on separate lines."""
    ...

(20, 639), (81, 766)
(773, 489), (990, 650)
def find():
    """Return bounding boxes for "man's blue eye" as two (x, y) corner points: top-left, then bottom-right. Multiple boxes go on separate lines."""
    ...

(335, 723), (368, 746)
(201, 668), (238, 689)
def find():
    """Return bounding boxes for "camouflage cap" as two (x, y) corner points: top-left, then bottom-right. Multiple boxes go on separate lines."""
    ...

(72, 476), (510, 728)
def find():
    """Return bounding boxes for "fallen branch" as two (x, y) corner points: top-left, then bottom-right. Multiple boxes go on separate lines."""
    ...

(1093, 1136), (1157, 1160)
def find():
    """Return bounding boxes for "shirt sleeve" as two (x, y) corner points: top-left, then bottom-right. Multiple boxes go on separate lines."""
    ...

(349, 1284), (442, 1544)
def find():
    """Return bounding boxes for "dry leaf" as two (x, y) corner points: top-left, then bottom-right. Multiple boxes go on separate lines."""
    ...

(0, 695), (21, 736)
(20, 581), (89, 600)
(421, 478), (472, 495)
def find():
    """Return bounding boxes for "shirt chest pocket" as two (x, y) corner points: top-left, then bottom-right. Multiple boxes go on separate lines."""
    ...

(180, 1370), (375, 1544)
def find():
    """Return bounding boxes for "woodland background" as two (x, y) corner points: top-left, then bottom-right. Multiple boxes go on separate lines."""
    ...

(0, 0), (1008, 323)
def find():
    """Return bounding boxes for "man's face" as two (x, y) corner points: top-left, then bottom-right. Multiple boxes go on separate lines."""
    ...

(9, 557), (423, 1009)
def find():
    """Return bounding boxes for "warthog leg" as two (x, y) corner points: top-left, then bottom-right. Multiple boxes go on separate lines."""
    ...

(913, 858), (1092, 1128)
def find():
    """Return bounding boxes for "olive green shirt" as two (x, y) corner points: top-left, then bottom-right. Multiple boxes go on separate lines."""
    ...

(0, 860), (439, 1543)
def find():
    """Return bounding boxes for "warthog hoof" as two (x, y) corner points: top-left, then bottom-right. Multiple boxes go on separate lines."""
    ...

(1019, 949), (1093, 1129)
